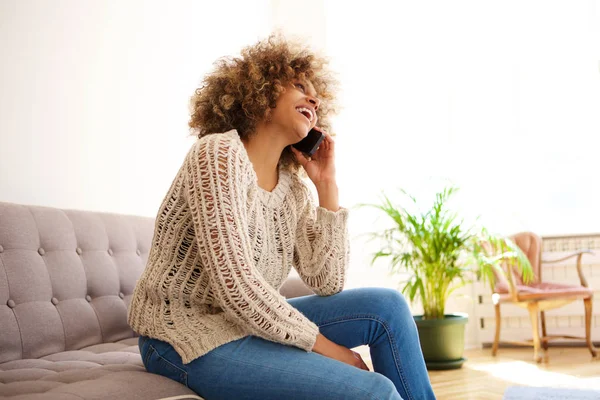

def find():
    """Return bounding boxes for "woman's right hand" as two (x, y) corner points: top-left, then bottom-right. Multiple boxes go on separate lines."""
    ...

(312, 333), (370, 371)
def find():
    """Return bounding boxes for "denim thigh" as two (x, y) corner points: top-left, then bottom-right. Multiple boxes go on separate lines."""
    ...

(183, 335), (400, 400)
(139, 335), (189, 387)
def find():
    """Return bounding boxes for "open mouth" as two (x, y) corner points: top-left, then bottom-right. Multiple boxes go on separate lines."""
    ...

(296, 107), (313, 122)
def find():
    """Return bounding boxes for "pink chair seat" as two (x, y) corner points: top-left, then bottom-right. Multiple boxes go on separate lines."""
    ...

(496, 282), (593, 302)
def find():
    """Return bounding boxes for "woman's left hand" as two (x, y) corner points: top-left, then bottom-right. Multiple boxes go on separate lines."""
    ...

(290, 126), (336, 186)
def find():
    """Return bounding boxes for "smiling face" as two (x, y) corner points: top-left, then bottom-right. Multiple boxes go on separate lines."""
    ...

(268, 78), (322, 144)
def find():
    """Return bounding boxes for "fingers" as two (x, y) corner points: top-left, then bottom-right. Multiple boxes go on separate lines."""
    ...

(292, 128), (335, 165)
(313, 128), (334, 156)
(352, 351), (370, 371)
(290, 146), (309, 166)
(322, 130), (334, 151)
(313, 126), (334, 143)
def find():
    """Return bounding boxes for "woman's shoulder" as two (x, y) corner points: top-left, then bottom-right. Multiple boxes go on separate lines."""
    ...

(184, 129), (255, 185)
(194, 129), (243, 152)
(187, 129), (248, 164)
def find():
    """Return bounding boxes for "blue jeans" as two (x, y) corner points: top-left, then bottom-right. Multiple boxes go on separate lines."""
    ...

(138, 287), (436, 400)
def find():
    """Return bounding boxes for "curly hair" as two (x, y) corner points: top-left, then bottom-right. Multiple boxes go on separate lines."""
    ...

(188, 33), (339, 173)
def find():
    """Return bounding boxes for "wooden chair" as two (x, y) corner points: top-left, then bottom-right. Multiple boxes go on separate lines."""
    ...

(491, 231), (597, 362)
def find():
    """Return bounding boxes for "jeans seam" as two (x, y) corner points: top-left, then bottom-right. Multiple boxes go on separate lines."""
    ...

(318, 314), (415, 400)
(149, 343), (189, 387)
(209, 351), (380, 400)
(143, 343), (154, 367)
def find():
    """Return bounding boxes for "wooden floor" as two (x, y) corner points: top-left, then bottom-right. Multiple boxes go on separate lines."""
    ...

(355, 346), (600, 399)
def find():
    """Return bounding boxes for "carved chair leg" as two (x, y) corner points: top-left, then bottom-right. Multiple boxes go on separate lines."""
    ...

(527, 302), (543, 363)
(584, 297), (598, 359)
(540, 311), (548, 351)
(492, 303), (501, 356)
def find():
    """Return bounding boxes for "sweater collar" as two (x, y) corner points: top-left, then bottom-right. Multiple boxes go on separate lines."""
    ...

(225, 129), (292, 208)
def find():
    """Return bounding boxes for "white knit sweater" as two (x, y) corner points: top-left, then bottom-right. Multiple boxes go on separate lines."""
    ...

(127, 129), (350, 364)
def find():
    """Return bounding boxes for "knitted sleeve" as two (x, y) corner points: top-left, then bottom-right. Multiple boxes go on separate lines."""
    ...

(293, 180), (350, 296)
(184, 134), (319, 352)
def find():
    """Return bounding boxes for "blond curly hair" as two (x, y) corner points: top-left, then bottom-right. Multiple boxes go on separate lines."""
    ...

(188, 33), (339, 173)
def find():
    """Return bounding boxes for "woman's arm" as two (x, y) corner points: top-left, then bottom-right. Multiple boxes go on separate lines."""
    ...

(315, 181), (339, 212)
(184, 134), (319, 352)
(292, 179), (350, 296)
(290, 130), (350, 296)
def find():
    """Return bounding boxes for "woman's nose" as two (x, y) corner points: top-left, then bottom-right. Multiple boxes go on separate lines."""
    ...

(308, 96), (320, 111)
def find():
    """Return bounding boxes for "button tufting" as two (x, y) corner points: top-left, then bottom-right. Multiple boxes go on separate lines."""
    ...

(0, 245), (4, 253)
(119, 292), (125, 299)
(7, 299), (15, 308)
(136, 249), (141, 256)
(38, 248), (45, 256)
(51, 297), (59, 305)
(76, 247), (83, 255)
(85, 295), (92, 302)
(108, 249), (113, 256)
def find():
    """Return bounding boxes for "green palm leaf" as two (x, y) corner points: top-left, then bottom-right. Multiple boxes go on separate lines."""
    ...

(358, 186), (533, 319)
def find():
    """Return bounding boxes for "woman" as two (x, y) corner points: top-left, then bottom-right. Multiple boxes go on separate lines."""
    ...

(127, 34), (435, 400)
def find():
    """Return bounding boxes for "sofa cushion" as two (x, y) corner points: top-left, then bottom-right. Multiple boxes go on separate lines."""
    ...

(0, 202), (154, 363)
(0, 338), (201, 399)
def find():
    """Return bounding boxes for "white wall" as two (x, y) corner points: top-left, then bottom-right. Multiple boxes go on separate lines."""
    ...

(323, 0), (600, 236)
(0, 0), (270, 216)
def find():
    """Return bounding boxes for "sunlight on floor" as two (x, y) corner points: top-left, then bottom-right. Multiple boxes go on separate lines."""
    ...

(468, 360), (600, 390)
(426, 348), (599, 399)
(356, 346), (600, 398)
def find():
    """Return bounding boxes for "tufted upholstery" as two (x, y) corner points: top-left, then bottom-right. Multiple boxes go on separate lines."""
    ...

(0, 201), (313, 399)
(0, 337), (200, 400)
(0, 201), (203, 399)
(509, 232), (542, 284)
(0, 203), (156, 364)
(493, 232), (542, 293)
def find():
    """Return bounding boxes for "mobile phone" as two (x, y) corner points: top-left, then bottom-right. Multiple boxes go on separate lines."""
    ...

(292, 128), (325, 156)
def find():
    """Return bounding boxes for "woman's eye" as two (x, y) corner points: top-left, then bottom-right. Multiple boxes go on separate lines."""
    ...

(295, 83), (305, 92)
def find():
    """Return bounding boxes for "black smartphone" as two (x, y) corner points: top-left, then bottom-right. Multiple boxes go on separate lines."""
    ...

(292, 128), (325, 157)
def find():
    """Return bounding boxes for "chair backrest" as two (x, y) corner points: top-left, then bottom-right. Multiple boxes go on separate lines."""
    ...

(493, 231), (541, 293)
(0, 202), (154, 363)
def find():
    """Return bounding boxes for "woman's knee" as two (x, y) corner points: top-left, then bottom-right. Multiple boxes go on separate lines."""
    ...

(360, 372), (403, 400)
(357, 287), (411, 318)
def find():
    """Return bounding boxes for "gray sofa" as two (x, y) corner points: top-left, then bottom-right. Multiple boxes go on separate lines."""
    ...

(0, 201), (314, 399)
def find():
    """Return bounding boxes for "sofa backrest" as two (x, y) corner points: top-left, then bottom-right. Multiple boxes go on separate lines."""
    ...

(0, 202), (154, 363)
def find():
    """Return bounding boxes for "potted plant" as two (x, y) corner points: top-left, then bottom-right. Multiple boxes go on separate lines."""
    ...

(360, 186), (533, 370)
